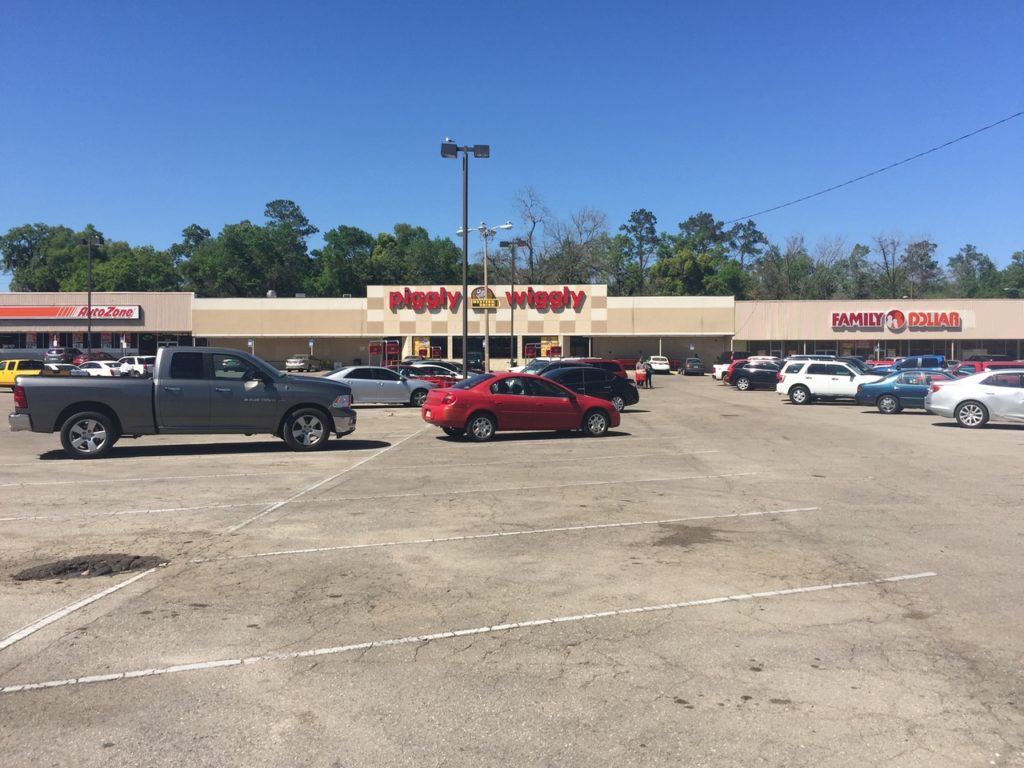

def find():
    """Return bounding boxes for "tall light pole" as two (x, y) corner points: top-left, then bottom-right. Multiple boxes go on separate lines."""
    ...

(500, 237), (527, 367)
(441, 139), (490, 378)
(457, 220), (512, 371)
(80, 234), (104, 354)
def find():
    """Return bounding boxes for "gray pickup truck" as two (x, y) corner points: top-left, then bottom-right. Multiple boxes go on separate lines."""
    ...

(8, 347), (356, 459)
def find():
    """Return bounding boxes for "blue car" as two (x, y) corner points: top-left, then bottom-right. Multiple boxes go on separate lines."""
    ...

(855, 369), (957, 413)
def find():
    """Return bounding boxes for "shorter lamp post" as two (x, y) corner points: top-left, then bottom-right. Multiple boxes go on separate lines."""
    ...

(458, 220), (512, 371)
(80, 234), (104, 354)
(499, 237), (528, 367)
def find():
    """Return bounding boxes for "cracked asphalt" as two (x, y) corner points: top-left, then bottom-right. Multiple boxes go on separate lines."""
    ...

(0, 376), (1022, 767)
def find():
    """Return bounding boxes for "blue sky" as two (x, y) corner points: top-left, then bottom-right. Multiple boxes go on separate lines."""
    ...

(2, 1), (1022, 291)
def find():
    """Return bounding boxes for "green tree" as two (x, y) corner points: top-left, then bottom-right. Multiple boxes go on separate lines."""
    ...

(835, 243), (879, 298)
(902, 240), (944, 297)
(947, 244), (1001, 297)
(91, 244), (181, 291)
(1001, 250), (1024, 297)
(618, 209), (660, 294)
(0, 223), (85, 291)
(308, 225), (375, 296)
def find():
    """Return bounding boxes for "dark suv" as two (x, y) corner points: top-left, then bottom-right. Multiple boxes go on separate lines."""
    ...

(43, 347), (82, 364)
(535, 358), (629, 379)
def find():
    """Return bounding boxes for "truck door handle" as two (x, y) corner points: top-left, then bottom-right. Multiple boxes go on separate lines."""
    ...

(163, 386), (181, 392)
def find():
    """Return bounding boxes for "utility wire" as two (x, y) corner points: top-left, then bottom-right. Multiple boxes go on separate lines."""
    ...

(725, 109), (1024, 224)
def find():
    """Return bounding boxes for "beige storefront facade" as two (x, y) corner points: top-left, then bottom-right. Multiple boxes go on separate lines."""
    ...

(734, 299), (1024, 361)
(193, 284), (735, 368)
(3, 288), (1022, 366)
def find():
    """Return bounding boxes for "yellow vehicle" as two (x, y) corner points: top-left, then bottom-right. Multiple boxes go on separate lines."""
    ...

(0, 358), (46, 389)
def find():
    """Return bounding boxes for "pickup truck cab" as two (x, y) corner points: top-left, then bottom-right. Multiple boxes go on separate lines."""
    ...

(9, 347), (356, 459)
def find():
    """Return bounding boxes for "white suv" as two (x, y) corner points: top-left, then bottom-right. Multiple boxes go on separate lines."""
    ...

(118, 355), (156, 377)
(776, 360), (882, 405)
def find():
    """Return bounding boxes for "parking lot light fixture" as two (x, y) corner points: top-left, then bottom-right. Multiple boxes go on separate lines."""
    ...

(441, 140), (491, 378)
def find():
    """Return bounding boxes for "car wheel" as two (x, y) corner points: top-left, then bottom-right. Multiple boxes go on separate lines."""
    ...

(954, 400), (988, 428)
(735, 377), (752, 391)
(441, 426), (464, 437)
(283, 408), (331, 451)
(610, 394), (626, 412)
(60, 411), (118, 459)
(789, 385), (811, 405)
(877, 394), (900, 414)
(410, 389), (429, 407)
(582, 408), (609, 437)
(466, 413), (496, 442)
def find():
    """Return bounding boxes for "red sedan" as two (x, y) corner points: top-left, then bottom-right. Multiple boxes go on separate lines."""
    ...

(421, 372), (620, 441)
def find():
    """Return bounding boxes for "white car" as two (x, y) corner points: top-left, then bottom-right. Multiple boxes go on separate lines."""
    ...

(648, 355), (671, 373)
(325, 365), (435, 406)
(924, 369), (1024, 428)
(78, 361), (123, 377)
(776, 360), (882, 404)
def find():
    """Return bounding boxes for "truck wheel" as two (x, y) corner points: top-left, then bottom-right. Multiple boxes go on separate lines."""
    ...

(60, 411), (118, 459)
(283, 408), (331, 451)
(789, 385), (811, 405)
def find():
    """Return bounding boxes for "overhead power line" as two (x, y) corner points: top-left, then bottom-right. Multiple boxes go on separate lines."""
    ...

(725, 109), (1024, 224)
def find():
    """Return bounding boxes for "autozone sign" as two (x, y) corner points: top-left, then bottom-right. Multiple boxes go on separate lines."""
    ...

(0, 305), (142, 320)
(831, 309), (962, 332)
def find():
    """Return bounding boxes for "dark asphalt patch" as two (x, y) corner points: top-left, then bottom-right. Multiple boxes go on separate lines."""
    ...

(13, 554), (165, 581)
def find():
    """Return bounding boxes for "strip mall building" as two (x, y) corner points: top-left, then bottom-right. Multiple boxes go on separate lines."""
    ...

(1, 285), (1022, 366)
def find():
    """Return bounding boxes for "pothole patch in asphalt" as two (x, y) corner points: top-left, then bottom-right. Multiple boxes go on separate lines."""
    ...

(13, 554), (166, 581)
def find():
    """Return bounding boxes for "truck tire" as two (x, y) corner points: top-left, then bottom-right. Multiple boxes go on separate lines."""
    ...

(282, 408), (331, 451)
(60, 411), (118, 459)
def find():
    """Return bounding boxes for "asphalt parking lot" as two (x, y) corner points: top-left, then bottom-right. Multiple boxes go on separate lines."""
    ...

(1, 375), (1022, 767)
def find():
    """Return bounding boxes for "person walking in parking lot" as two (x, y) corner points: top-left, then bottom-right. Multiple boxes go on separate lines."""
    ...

(644, 357), (654, 388)
(635, 356), (647, 389)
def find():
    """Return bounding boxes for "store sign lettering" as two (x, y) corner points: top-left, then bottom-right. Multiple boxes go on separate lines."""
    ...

(506, 287), (586, 312)
(389, 287), (462, 311)
(0, 305), (141, 320)
(832, 309), (961, 332)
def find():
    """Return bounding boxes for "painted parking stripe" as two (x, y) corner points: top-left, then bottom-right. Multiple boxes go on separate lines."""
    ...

(195, 507), (822, 563)
(225, 426), (430, 533)
(0, 471), (758, 523)
(0, 566), (163, 653)
(379, 449), (720, 471)
(0, 572), (937, 694)
(0, 470), (323, 489)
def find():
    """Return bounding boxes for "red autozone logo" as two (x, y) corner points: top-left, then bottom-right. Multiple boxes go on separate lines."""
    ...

(0, 305), (141, 320)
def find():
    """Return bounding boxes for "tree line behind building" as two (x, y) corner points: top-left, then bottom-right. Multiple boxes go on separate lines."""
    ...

(2, 193), (1022, 300)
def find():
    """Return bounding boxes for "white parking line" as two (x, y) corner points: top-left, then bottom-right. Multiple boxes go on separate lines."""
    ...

(379, 449), (720, 471)
(194, 507), (822, 563)
(0, 470), (760, 523)
(0, 572), (937, 694)
(0, 470), (320, 489)
(224, 427), (430, 533)
(0, 566), (163, 653)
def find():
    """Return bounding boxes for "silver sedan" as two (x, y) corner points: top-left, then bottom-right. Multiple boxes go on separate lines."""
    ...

(924, 369), (1024, 428)
(325, 365), (435, 406)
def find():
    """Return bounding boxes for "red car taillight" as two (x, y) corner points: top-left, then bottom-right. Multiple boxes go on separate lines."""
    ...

(442, 393), (457, 405)
(13, 385), (27, 409)
(776, 373), (783, 382)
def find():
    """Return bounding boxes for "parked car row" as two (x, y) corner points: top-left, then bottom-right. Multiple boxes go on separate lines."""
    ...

(715, 351), (1024, 429)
